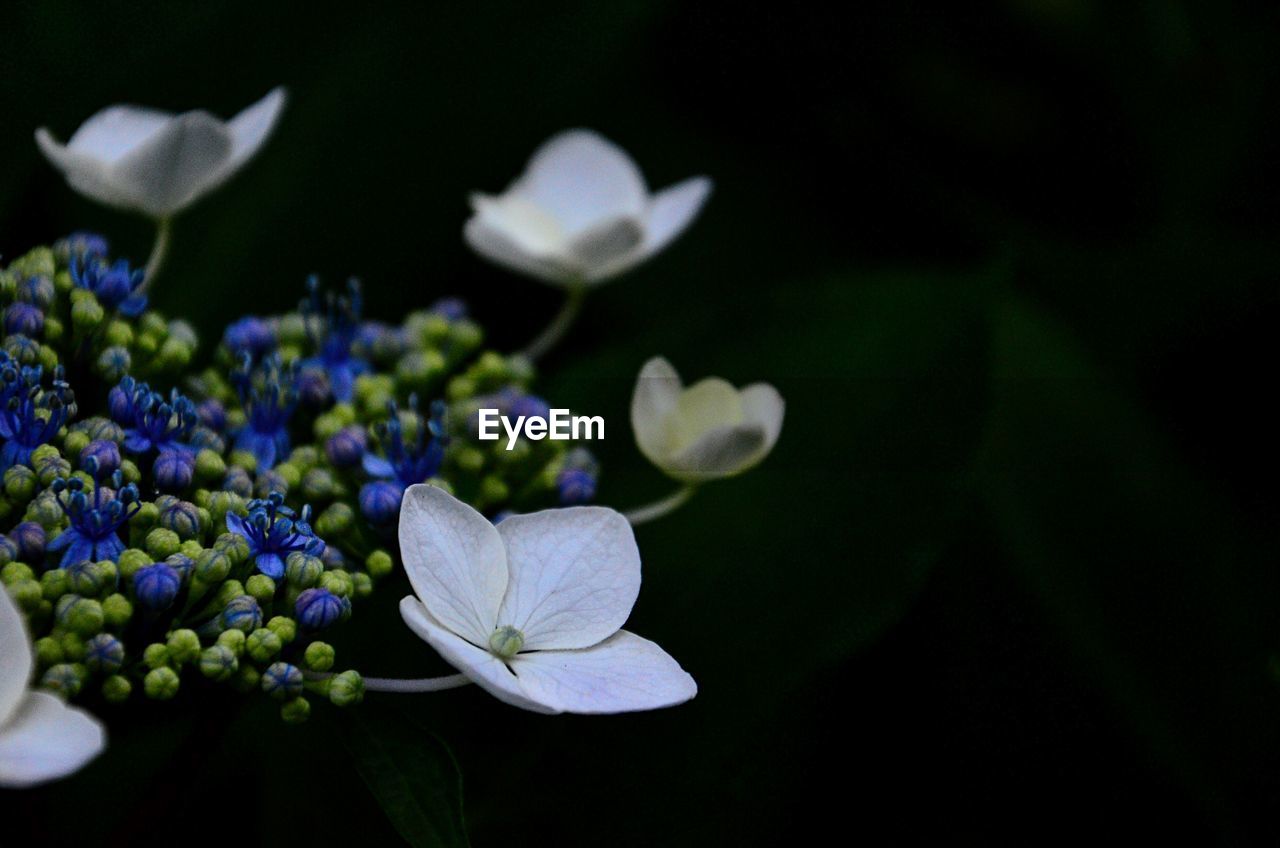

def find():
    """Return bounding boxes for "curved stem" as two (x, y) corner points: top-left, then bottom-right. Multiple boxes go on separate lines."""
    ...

(141, 216), (172, 292)
(520, 285), (586, 361)
(623, 484), (697, 526)
(362, 673), (473, 693)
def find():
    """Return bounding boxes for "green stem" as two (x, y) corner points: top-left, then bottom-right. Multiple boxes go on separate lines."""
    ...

(521, 285), (586, 361)
(141, 216), (172, 292)
(623, 484), (697, 526)
(306, 671), (473, 693)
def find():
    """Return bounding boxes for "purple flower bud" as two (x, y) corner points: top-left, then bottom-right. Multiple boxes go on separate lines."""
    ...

(295, 587), (344, 630)
(10, 521), (45, 561)
(197, 399), (227, 431)
(154, 449), (195, 491)
(134, 563), (181, 609)
(325, 426), (367, 469)
(223, 317), (276, 357)
(358, 481), (402, 524)
(80, 439), (121, 476)
(4, 302), (45, 338)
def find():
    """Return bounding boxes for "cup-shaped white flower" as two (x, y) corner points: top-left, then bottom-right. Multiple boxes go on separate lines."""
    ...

(465, 129), (711, 287)
(631, 356), (785, 483)
(35, 87), (286, 219)
(0, 587), (105, 788)
(396, 484), (696, 714)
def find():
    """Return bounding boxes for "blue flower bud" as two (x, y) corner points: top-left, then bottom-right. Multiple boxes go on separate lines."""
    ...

(295, 587), (344, 630)
(133, 563), (181, 609)
(324, 426), (367, 468)
(509, 393), (550, 422)
(428, 297), (468, 322)
(5, 302), (45, 337)
(221, 595), (263, 633)
(153, 449), (195, 491)
(223, 316), (276, 357)
(10, 521), (45, 561)
(556, 467), (597, 505)
(85, 633), (125, 674)
(159, 500), (202, 539)
(222, 466), (254, 498)
(296, 368), (330, 407)
(358, 481), (402, 524)
(196, 399), (227, 431)
(261, 661), (304, 700)
(79, 439), (121, 476)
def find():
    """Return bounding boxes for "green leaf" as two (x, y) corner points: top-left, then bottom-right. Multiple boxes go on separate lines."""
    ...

(342, 702), (471, 848)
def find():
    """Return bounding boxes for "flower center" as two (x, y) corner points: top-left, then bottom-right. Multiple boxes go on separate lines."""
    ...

(488, 625), (525, 659)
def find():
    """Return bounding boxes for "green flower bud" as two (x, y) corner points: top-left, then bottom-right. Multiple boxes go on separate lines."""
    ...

(156, 337), (192, 370)
(285, 552), (324, 589)
(41, 663), (86, 698)
(40, 568), (70, 601)
(314, 502), (353, 538)
(218, 532), (251, 565)
(266, 615), (297, 644)
(213, 580), (246, 609)
(365, 550), (394, 580)
(64, 561), (104, 596)
(303, 641), (335, 672)
(313, 412), (345, 442)
(143, 643), (170, 669)
(280, 696), (311, 724)
(62, 430), (91, 459)
(455, 446), (485, 472)
(3, 466), (37, 501)
(261, 662), (304, 700)
(446, 376), (475, 402)
(450, 320), (483, 352)
(245, 574), (276, 604)
(351, 572), (373, 599)
(216, 628), (246, 656)
(117, 548), (151, 580)
(1, 562), (34, 584)
(57, 596), (105, 636)
(318, 570), (353, 598)
(231, 664), (261, 694)
(103, 319), (134, 348)
(179, 540), (204, 560)
(195, 449), (226, 482)
(193, 551), (230, 585)
(228, 450), (258, 474)
(120, 459), (142, 485)
(43, 315), (64, 343)
(102, 674), (133, 703)
(6, 578), (42, 612)
(84, 633), (125, 674)
(144, 666), (180, 700)
(277, 313), (307, 345)
(71, 292), (105, 331)
(488, 625), (525, 659)
(246, 628), (283, 663)
(59, 633), (87, 662)
(130, 501), (159, 530)
(145, 528), (181, 559)
(273, 462), (302, 489)
(166, 629), (202, 665)
(96, 346), (132, 382)
(102, 593), (133, 628)
(395, 350), (446, 393)
(328, 670), (364, 707)
(477, 475), (509, 507)
(33, 636), (63, 667)
(300, 468), (336, 501)
(199, 645), (239, 681)
(288, 445), (320, 472)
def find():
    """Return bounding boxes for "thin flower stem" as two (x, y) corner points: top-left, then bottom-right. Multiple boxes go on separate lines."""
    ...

(521, 285), (586, 361)
(623, 484), (698, 526)
(141, 216), (172, 292)
(361, 673), (473, 693)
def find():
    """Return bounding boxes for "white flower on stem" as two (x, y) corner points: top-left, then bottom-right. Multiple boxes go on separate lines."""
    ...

(631, 356), (784, 482)
(0, 588), (105, 788)
(465, 129), (711, 287)
(397, 484), (696, 714)
(35, 87), (286, 219)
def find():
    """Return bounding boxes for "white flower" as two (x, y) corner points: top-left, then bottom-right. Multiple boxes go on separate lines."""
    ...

(397, 484), (697, 714)
(464, 129), (711, 287)
(0, 588), (105, 788)
(35, 87), (286, 219)
(631, 356), (784, 482)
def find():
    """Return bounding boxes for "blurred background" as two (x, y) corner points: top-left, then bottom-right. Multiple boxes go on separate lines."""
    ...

(1, 1), (1277, 844)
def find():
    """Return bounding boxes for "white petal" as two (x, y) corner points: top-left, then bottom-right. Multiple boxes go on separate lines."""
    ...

(227, 87), (287, 167)
(568, 216), (646, 283)
(0, 692), (105, 788)
(741, 383), (785, 454)
(36, 129), (139, 211)
(509, 129), (647, 237)
(108, 110), (235, 216)
(65, 104), (174, 163)
(665, 423), (769, 482)
(464, 216), (581, 287)
(642, 176), (712, 259)
(495, 507), (641, 650)
(398, 484), (507, 646)
(510, 630), (697, 714)
(470, 193), (568, 257)
(399, 597), (554, 714)
(0, 588), (32, 727)
(630, 356), (685, 469)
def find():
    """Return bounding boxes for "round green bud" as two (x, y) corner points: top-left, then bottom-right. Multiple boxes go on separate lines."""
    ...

(3, 466), (37, 501)
(41, 663), (85, 698)
(246, 574), (277, 604)
(103, 319), (134, 348)
(144, 666), (180, 700)
(102, 674), (133, 703)
(351, 572), (373, 599)
(33, 636), (64, 667)
(328, 670), (365, 707)
(71, 293), (105, 331)
(58, 597), (105, 637)
(277, 313), (307, 345)
(365, 550), (394, 580)
(300, 468), (336, 502)
(450, 320), (483, 351)
(179, 540), (204, 560)
(266, 616), (297, 644)
(59, 632), (87, 662)
(62, 430), (91, 458)
(280, 696), (311, 724)
(246, 628), (283, 662)
(117, 548), (151, 580)
(143, 643), (171, 669)
(446, 376), (475, 402)
(273, 462), (302, 489)
(303, 641), (335, 672)
(194, 549), (232, 583)
(285, 552), (324, 589)
(120, 459), (142, 485)
(64, 561), (104, 596)
(96, 346), (132, 382)
(262, 662), (304, 700)
(314, 502), (353, 538)
(288, 445), (320, 472)
(139, 312), (167, 337)
(219, 532), (251, 565)
(194, 448), (226, 482)
(488, 625), (525, 659)
(166, 629), (202, 665)
(318, 570), (353, 598)
(455, 446), (485, 473)
(478, 476), (509, 507)
(199, 645), (239, 681)
(216, 628), (247, 656)
(2, 562), (34, 584)
(231, 664), (261, 693)
(145, 528), (181, 559)
(213, 579), (246, 609)
(228, 450), (258, 474)
(102, 594), (133, 628)
(43, 315), (64, 343)
(7, 578), (43, 612)
(313, 412), (345, 442)
(130, 501), (159, 530)
(156, 337), (191, 370)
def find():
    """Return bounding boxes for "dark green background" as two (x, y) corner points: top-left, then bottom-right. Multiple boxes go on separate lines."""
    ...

(1, 1), (1277, 844)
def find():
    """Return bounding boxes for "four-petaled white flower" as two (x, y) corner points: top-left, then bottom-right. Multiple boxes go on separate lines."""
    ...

(35, 87), (286, 219)
(631, 356), (785, 482)
(397, 484), (697, 714)
(464, 129), (711, 287)
(0, 587), (105, 788)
